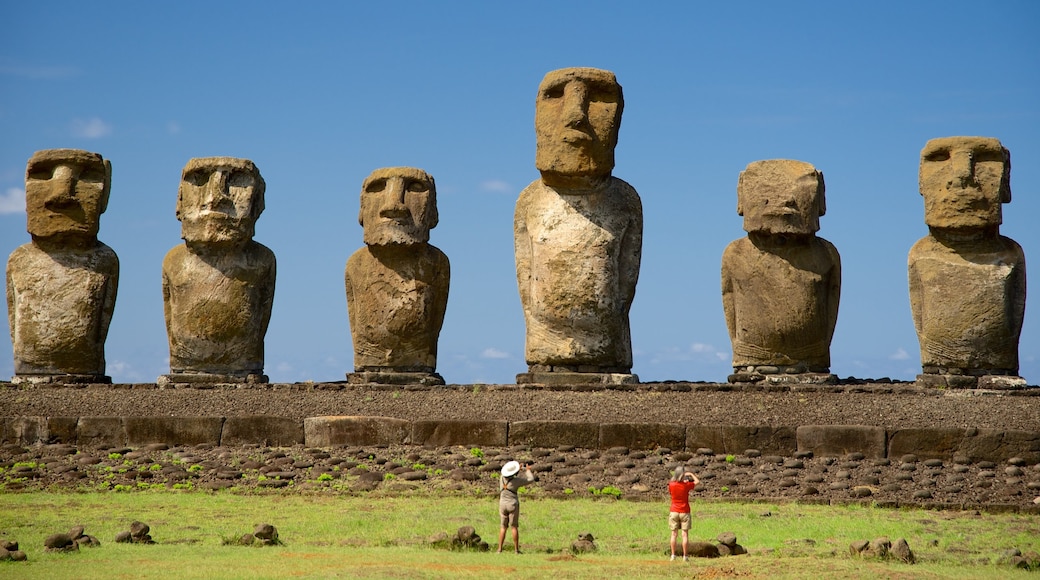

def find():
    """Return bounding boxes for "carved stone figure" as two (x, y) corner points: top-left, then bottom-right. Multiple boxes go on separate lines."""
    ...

(721, 159), (841, 384)
(6, 149), (118, 383)
(909, 137), (1027, 389)
(345, 167), (449, 385)
(514, 67), (642, 385)
(160, 157), (275, 385)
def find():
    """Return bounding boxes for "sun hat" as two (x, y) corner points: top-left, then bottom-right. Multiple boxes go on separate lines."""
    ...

(502, 460), (521, 477)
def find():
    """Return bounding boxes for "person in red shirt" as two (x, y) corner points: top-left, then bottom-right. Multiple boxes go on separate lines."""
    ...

(668, 465), (700, 561)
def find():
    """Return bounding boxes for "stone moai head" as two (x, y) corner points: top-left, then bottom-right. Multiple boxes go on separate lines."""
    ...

(177, 157), (265, 245)
(737, 159), (825, 235)
(534, 67), (624, 186)
(359, 167), (437, 246)
(25, 149), (111, 243)
(919, 136), (1010, 231)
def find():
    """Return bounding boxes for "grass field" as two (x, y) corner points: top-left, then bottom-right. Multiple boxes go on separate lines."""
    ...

(1, 491), (1037, 578)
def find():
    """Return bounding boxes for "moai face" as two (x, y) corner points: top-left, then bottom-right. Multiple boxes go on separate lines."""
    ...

(359, 167), (437, 246)
(737, 159), (825, 235)
(25, 149), (111, 241)
(534, 67), (623, 183)
(919, 137), (1010, 231)
(177, 157), (265, 245)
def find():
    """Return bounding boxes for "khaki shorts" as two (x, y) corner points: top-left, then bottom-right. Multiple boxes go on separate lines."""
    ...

(669, 511), (691, 531)
(500, 504), (520, 528)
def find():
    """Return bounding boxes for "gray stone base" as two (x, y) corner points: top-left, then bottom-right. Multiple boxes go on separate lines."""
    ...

(346, 371), (445, 386)
(12, 374), (111, 385)
(516, 372), (639, 385)
(729, 371), (837, 385)
(157, 373), (269, 386)
(916, 374), (1030, 390)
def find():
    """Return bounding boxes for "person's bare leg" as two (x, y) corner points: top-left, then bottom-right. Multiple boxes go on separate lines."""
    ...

(670, 529), (678, 559)
(497, 526), (506, 553)
(681, 529), (690, 560)
(512, 526), (520, 553)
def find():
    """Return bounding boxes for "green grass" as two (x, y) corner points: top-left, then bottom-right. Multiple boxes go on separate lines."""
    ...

(0, 493), (1036, 579)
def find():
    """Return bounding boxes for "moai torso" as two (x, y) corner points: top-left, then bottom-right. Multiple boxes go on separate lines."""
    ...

(6, 149), (118, 382)
(162, 242), (275, 374)
(514, 67), (642, 378)
(345, 167), (449, 383)
(909, 136), (1025, 379)
(161, 157), (275, 381)
(721, 159), (840, 377)
(514, 177), (641, 367)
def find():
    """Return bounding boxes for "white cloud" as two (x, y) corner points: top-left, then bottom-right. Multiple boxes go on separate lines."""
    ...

(889, 348), (910, 361)
(479, 180), (511, 193)
(167, 121), (181, 135)
(276, 362), (293, 372)
(0, 187), (25, 214)
(480, 347), (510, 359)
(650, 342), (729, 364)
(70, 117), (112, 139)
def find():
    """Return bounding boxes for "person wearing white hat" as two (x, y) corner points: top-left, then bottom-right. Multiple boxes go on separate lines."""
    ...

(497, 460), (534, 553)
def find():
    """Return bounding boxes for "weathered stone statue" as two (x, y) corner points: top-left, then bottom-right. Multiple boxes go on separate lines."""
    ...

(6, 149), (118, 383)
(514, 67), (642, 385)
(160, 157), (275, 385)
(345, 167), (449, 385)
(909, 137), (1027, 389)
(721, 159), (841, 384)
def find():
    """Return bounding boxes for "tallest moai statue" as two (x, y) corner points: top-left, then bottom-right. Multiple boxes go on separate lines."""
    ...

(514, 67), (643, 385)
(909, 137), (1027, 389)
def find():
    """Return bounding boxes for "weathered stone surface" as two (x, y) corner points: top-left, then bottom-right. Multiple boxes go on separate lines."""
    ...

(515, 67), (641, 381)
(509, 421), (600, 448)
(910, 137), (1025, 381)
(888, 428), (967, 460)
(221, 416), (304, 447)
(124, 417), (223, 447)
(76, 417), (125, 447)
(686, 425), (797, 456)
(688, 541), (720, 558)
(303, 416), (410, 447)
(956, 429), (1040, 464)
(722, 160), (840, 378)
(345, 167), (449, 383)
(161, 157), (274, 383)
(600, 423), (685, 450)
(796, 425), (886, 459)
(0, 417), (45, 445)
(411, 420), (507, 447)
(7, 149), (117, 383)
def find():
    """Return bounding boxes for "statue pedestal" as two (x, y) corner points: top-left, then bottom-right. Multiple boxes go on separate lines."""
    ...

(916, 373), (1029, 390)
(728, 369), (836, 385)
(346, 371), (445, 386)
(157, 373), (268, 386)
(12, 374), (111, 385)
(516, 371), (639, 386)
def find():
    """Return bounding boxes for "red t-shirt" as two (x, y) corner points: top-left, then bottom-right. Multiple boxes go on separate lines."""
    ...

(668, 480), (697, 513)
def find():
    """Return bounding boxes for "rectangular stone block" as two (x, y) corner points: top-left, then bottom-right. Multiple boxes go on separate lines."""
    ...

(888, 428), (967, 460)
(796, 425), (887, 459)
(124, 417), (224, 447)
(957, 429), (1040, 464)
(687, 425), (797, 456)
(45, 417), (79, 444)
(77, 417), (126, 447)
(304, 416), (411, 447)
(222, 416), (304, 447)
(600, 423), (686, 450)
(411, 420), (507, 447)
(509, 421), (599, 448)
(0, 417), (45, 445)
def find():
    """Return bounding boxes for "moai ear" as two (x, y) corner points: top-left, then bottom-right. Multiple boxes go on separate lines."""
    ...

(816, 170), (826, 217)
(735, 172), (746, 216)
(99, 159), (112, 214)
(1000, 147), (1011, 204)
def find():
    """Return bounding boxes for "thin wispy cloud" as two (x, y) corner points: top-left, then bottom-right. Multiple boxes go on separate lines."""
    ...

(889, 348), (910, 361)
(0, 62), (79, 80)
(276, 362), (293, 372)
(0, 187), (25, 214)
(479, 180), (511, 193)
(480, 347), (510, 359)
(167, 121), (181, 135)
(650, 342), (729, 364)
(71, 117), (112, 139)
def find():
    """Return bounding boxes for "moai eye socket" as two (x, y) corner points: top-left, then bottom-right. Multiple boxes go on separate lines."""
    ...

(365, 178), (387, 193)
(27, 162), (55, 181)
(923, 148), (950, 163)
(228, 171), (254, 189)
(541, 82), (565, 100)
(405, 179), (429, 193)
(184, 170), (208, 187)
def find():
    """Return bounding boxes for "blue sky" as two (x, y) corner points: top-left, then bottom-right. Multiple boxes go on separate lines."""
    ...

(2, 2), (1038, 385)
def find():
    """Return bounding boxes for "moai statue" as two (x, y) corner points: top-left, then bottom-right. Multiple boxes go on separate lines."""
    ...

(909, 137), (1027, 389)
(721, 159), (841, 384)
(6, 149), (118, 383)
(345, 167), (449, 385)
(160, 157), (275, 385)
(514, 67), (642, 385)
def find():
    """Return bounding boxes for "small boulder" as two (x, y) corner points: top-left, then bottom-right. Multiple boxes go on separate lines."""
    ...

(717, 532), (737, 547)
(891, 538), (915, 564)
(44, 533), (78, 553)
(688, 541), (720, 558)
